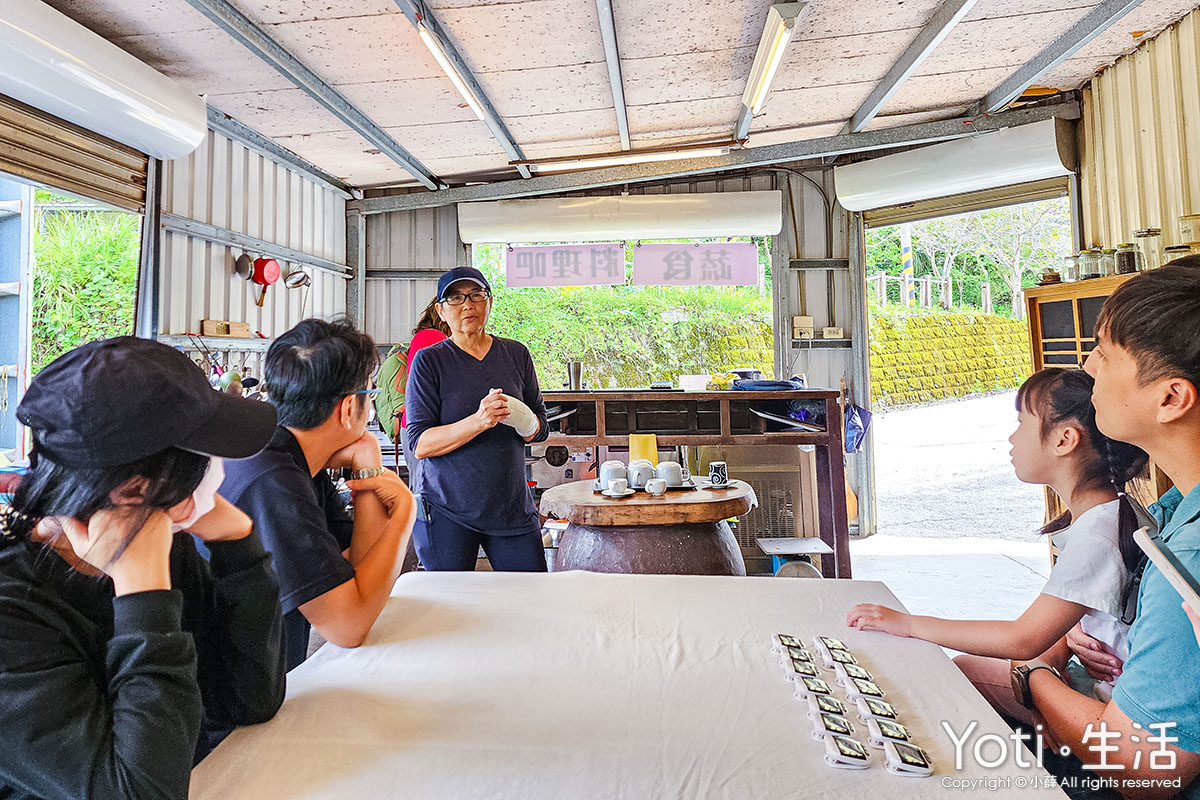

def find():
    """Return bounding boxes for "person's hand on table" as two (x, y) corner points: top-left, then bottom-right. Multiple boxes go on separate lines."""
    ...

(1066, 622), (1122, 682)
(326, 431), (383, 472)
(1184, 602), (1200, 649)
(473, 388), (510, 431)
(346, 469), (414, 518)
(845, 603), (914, 637)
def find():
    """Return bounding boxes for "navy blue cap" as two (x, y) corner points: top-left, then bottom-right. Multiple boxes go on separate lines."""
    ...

(17, 336), (277, 468)
(436, 267), (491, 301)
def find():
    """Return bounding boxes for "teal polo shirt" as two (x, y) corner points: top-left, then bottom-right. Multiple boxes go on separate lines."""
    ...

(1112, 483), (1200, 785)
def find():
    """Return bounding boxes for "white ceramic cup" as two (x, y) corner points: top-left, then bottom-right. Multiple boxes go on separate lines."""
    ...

(655, 461), (688, 486)
(628, 461), (656, 488)
(608, 478), (628, 494)
(645, 478), (667, 496)
(599, 460), (627, 487)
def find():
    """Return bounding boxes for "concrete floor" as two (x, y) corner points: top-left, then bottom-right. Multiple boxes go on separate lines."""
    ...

(849, 535), (1051, 620)
(872, 391), (1044, 541)
(854, 391), (1052, 621)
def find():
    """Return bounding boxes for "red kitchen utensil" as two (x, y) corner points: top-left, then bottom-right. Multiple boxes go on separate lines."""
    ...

(252, 257), (281, 306)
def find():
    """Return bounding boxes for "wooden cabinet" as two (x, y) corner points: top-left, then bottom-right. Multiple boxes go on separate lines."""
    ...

(1024, 274), (1135, 370)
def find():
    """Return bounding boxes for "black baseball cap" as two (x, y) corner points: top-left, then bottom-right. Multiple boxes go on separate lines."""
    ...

(436, 266), (491, 301)
(17, 336), (278, 468)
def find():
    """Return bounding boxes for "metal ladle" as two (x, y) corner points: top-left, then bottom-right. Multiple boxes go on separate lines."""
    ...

(285, 269), (312, 317)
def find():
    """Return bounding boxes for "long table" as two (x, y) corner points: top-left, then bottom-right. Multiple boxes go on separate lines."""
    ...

(191, 572), (1066, 799)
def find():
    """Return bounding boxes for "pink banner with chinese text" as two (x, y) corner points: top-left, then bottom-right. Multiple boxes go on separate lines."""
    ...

(631, 242), (758, 286)
(505, 243), (626, 287)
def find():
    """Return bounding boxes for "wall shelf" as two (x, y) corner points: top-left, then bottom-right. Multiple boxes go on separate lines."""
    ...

(790, 337), (852, 349)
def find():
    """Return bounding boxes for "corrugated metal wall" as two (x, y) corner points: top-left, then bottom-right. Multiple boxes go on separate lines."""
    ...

(1079, 7), (1200, 251)
(364, 203), (464, 345)
(159, 128), (347, 338)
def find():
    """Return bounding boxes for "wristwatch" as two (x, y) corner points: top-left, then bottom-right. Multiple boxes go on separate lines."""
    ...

(347, 467), (385, 480)
(1010, 659), (1063, 709)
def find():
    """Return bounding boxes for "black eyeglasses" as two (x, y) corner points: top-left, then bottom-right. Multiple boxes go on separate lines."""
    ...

(441, 290), (491, 307)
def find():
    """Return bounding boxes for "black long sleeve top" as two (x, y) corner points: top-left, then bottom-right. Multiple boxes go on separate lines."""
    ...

(0, 528), (286, 800)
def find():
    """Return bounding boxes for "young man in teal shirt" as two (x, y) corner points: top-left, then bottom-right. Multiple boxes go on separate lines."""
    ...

(1017, 265), (1200, 798)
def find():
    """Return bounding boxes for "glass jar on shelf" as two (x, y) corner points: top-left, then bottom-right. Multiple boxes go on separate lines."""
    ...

(1078, 249), (1101, 279)
(1060, 254), (1079, 282)
(1099, 249), (1117, 277)
(1134, 228), (1162, 271)
(1116, 243), (1142, 274)
(1162, 244), (1194, 266)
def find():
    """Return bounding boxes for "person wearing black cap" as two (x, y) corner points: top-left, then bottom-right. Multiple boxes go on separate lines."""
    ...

(219, 318), (416, 672)
(405, 267), (550, 571)
(0, 336), (285, 800)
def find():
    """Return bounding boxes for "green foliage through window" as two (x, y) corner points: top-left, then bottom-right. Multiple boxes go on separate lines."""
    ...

(472, 240), (775, 388)
(31, 193), (140, 373)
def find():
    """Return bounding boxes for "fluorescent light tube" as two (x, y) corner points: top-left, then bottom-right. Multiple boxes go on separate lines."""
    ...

(741, 3), (807, 116)
(417, 23), (486, 120)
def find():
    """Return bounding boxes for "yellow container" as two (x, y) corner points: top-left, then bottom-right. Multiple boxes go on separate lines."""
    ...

(628, 433), (659, 466)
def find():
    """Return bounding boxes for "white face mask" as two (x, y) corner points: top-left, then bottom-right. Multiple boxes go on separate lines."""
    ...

(171, 457), (225, 533)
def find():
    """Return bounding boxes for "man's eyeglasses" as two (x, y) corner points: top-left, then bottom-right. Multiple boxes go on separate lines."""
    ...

(348, 387), (381, 397)
(441, 290), (491, 307)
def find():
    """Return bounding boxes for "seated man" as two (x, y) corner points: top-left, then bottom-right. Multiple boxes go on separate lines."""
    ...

(1016, 265), (1200, 798)
(220, 318), (416, 670)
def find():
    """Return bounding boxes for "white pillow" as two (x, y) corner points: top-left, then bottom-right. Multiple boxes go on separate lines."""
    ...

(499, 392), (539, 437)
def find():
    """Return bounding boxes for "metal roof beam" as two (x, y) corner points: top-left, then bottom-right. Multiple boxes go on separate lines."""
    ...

(206, 107), (358, 199)
(392, 0), (531, 179)
(594, 0), (631, 150)
(970, 0), (1145, 114)
(349, 101), (1079, 215)
(844, 0), (980, 134)
(182, 0), (441, 190)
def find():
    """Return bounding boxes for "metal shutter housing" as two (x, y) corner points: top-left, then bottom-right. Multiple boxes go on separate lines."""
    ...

(862, 177), (1071, 228)
(0, 94), (147, 212)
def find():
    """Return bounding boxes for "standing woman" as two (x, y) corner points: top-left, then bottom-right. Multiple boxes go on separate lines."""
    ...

(405, 267), (549, 571)
(0, 337), (285, 799)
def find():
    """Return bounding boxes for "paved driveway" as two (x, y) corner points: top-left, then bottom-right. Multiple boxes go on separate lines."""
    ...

(872, 391), (1045, 541)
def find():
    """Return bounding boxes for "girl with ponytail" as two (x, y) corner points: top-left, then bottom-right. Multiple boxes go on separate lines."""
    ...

(846, 368), (1153, 723)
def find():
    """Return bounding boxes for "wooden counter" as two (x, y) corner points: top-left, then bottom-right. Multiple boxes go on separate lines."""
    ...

(540, 389), (851, 578)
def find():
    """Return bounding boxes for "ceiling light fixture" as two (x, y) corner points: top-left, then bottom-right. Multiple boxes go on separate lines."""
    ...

(417, 22), (485, 120)
(735, 2), (807, 139)
(513, 141), (738, 174)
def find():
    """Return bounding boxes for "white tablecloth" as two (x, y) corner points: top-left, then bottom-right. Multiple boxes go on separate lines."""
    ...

(191, 572), (1066, 799)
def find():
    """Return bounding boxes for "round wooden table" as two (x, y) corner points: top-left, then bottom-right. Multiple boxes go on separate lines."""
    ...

(538, 479), (756, 576)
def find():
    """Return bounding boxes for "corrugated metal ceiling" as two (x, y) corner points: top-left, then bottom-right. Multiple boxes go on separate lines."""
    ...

(38, 0), (1200, 188)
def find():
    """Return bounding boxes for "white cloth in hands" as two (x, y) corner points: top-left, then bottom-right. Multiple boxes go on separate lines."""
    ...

(499, 392), (539, 437)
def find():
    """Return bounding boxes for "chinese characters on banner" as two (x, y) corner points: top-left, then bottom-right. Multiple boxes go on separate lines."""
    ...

(505, 243), (625, 287)
(632, 242), (759, 286)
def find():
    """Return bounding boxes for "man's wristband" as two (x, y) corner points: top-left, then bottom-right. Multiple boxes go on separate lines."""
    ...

(1010, 659), (1063, 709)
(347, 467), (385, 481)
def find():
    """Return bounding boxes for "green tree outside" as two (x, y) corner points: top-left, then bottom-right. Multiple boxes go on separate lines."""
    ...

(31, 192), (140, 372)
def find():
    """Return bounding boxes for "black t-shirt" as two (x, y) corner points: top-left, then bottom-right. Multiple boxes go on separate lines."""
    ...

(220, 427), (355, 671)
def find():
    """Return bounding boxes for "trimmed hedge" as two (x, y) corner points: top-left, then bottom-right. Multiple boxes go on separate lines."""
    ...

(869, 312), (1031, 408)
